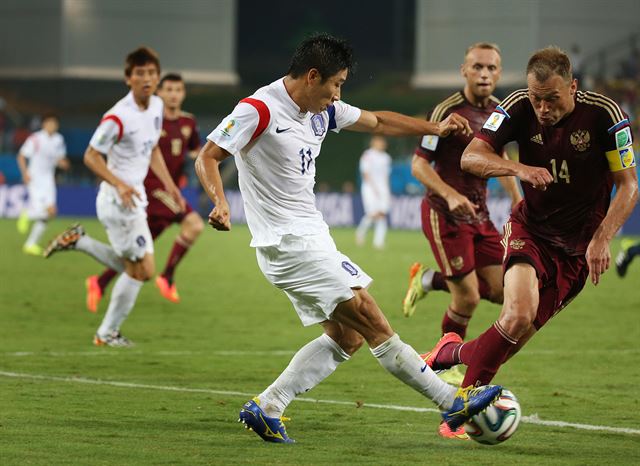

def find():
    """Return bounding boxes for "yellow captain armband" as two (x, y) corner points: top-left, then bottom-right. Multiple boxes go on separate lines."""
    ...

(605, 146), (636, 172)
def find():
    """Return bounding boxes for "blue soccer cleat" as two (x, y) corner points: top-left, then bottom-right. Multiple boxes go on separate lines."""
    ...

(238, 398), (294, 443)
(442, 384), (503, 430)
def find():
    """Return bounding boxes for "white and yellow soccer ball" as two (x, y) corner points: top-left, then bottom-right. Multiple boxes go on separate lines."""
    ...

(464, 389), (521, 445)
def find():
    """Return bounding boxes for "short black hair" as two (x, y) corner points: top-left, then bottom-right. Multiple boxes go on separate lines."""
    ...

(159, 73), (184, 88)
(41, 111), (58, 122)
(125, 46), (161, 77)
(287, 33), (355, 82)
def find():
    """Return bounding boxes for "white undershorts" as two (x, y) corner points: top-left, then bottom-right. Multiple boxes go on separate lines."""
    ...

(27, 181), (56, 219)
(96, 185), (153, 261)
(362, 185), (391, 216)
(256, 232), (373, 326)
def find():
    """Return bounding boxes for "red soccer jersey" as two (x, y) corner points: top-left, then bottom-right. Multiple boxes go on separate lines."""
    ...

(415, 91), (500, 224)
(478, 89), (632, 255)
(144, 112), (200, 192)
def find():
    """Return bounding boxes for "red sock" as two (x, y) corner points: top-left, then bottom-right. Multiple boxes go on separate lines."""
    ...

(460, 322), (517, 387)
(432, 271), (448, 291)
(162, 234), (192, 284)
(97, 269), (118, 293)
(441, 308), (469, 339)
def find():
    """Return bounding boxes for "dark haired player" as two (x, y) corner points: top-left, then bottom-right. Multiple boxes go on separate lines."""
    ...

(196, 33), (501, 443)
(423, 46), (638, 391)
(44, 47), (185, 347)
(87, 73), (203, 310)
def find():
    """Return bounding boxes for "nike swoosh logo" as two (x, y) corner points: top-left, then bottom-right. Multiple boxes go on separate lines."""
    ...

(420, 364), (428, 373)
(275, 127), (291, 133)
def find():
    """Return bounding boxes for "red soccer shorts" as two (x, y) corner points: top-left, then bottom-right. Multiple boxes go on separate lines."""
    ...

(146, 188), (194, 239)
(502, 218), (589, 329)
(421, 199), (503, 279)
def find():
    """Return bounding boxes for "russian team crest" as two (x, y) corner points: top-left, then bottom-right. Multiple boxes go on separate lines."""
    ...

(181, 125), (192, 139)
(450, 256), (464, 271)
(311, 114), (326, 137)
(570, 130), (590, 152)
(509, 239), (525, 250)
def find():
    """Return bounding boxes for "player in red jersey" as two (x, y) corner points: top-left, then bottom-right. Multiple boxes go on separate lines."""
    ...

(402, 43), (521, 335)
(423, 46), (638, 389)
(87, 73), (204, 310)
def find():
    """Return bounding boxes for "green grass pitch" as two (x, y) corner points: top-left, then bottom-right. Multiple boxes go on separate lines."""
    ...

(1, 218), (639, 465)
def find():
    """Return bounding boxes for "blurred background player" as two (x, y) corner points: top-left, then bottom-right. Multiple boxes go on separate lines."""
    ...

(402, 44), (521, 382)
(44, 47), (185, 346)
(616, 238), (640, 277)
(16, 113), (69, 255)
(87, 73), (203, 311)
(424, 46), (638, 390)
(196, 33), (500, 443)
(355, 135), (392, 249)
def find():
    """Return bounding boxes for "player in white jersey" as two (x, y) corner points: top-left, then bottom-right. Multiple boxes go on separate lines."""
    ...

(44, 47), (184, 347)
(355, 135), (392, 249)
(196, 34), (502, 443)
(16, 114), (69, 256)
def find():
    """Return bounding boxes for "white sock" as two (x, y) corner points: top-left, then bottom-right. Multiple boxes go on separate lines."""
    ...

(76, 235), (125, 272)
(421, 268), (436, 293)
(25, 220), (47, 247)
(373, 218), (387, 249)
(97, 273), (143, 337)
(370, 334), (456, 410)
(355, 216), (373, 243)
(258, 334), (350, 417)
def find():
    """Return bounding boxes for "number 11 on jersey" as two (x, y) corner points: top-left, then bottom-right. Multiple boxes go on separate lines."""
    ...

(300, 148), (313, 174)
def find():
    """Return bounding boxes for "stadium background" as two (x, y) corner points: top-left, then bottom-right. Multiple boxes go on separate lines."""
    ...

(0, 0), (639, 233)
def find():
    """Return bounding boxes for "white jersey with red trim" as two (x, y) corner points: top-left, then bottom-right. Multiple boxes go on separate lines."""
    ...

(19, 130), (66, 185)
(207, 77), (362, 247)
(89, 91), (163, 207)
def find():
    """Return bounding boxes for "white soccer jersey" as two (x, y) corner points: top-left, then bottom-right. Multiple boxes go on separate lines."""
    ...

(208, 78), (362, 247)
(360, 148), (392, 215)
(359, 148), (391, 196)
(89, 91), (163, 206)
(20, 130), (66, 185)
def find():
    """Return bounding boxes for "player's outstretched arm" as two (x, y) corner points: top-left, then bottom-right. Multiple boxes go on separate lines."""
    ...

(586, 168), (639, 285)
(83, 146), (141, 209)
(346, 110), (472, 137)
(462, 138), (553, 190)
(497, 150), (523, 207)
(195, 141), (232, 231)
(411, 154), (477, 217)
(149, 146), (186, 211)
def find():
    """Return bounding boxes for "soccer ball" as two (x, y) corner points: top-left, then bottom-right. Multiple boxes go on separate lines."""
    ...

(464, 389), (521, 445)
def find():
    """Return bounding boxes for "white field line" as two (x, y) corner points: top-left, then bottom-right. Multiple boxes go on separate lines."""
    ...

(0, 370), (638, 436)
(3, 348), (639, 358)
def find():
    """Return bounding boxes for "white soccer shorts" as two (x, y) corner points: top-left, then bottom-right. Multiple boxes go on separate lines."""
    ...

(96, 187), (153, 261)
(27, 182), (56, 219)
(362, 186), (391, 216)
(256, 232), (373, 326)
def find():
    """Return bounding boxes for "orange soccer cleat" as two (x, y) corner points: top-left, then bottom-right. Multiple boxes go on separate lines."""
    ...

(420, 332), (463, 371)
(155, 275), (180, 303)
(438, 421), (469, 440)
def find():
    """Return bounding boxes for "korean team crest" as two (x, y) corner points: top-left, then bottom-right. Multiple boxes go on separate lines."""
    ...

(181, 125), (192, 139)
(311, 114), (326, 137)
(509, 239), (525, 250)
(450, 256), (464, 271)
(570, 129), (590, 152)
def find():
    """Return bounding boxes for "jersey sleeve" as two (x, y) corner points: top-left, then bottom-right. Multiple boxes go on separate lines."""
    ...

(207, 102), (261, 155)
(328, 100), (361, 133)
(55, 134), (67, 160)
(603, 112), (636, 172)
(414, 109), (439, 162)
(19, 135), (36, 159)
(477, 91), (527, 153)
(89, 114), (124, 154)
(188, 119), (201, 151)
